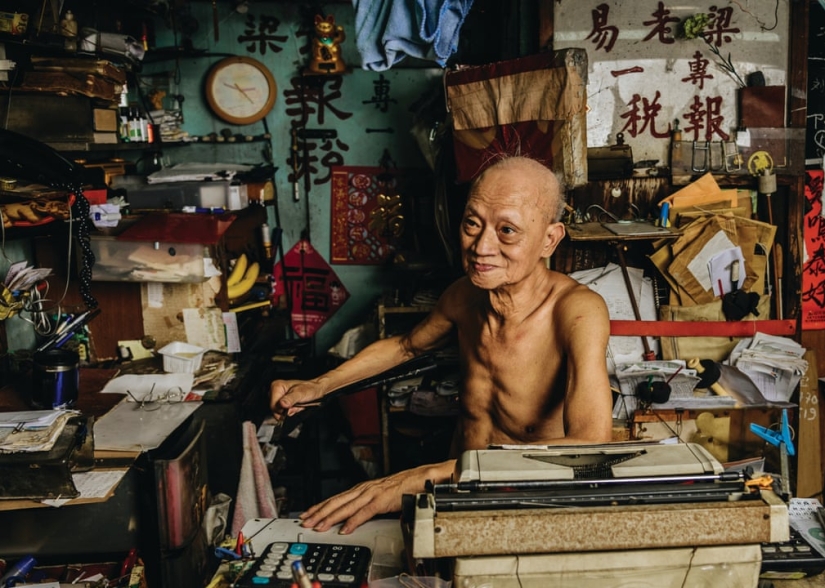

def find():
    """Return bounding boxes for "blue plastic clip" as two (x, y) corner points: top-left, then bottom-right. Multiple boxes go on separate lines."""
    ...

(749, 408), (795, 456)
(214, 547), (241, 560)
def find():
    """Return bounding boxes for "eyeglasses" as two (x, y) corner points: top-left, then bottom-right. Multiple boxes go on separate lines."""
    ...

(127, 385), (185, 411)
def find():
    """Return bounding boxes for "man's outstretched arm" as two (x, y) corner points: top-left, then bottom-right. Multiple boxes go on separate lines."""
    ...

(299, 459), (456, 534)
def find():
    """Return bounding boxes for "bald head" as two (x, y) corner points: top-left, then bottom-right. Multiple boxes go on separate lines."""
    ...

(472, 157), (565, 223)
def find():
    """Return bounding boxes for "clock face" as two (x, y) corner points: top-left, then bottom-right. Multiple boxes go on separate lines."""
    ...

(205, 57), (276, 125)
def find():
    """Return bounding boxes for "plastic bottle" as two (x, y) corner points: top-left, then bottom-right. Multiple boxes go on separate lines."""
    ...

(0, 555), (37, 586)
(118, 89), (130, 142)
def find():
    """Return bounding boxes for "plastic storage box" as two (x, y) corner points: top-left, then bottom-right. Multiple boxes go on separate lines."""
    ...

(90, 235), (206, 283)
(158, 342), (206, 373)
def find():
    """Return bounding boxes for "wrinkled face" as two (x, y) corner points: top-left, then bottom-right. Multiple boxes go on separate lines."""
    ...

(460, 161), (560, 290)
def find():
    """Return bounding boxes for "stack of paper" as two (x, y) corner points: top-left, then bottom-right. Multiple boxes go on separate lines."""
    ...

(146, 162), (254, 184)
(611, 360), (734, 419)
(569, 263), (658, 370)
(150, 108), (188, 143)
(0, 410), (74, 453)
(727, 333), (808, 403)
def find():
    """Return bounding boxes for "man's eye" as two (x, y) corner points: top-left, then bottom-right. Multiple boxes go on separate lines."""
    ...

(500, 226), (516, 235)
(463, 218), (479, 230)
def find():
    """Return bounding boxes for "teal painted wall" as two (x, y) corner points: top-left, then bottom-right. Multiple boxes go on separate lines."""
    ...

(145, 2), (442, 353)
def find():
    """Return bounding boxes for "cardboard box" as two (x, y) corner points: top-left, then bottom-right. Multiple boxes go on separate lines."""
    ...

(93, 108), (119, 132)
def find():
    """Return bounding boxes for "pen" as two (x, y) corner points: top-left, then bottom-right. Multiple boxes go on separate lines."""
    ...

(181, 206), (226, 214)
(291, 560), (313, 588)
(36, 309), (92, 353)
(119, 547), (138, 578)
(50, 308), (101, 351)
(659, 202), (670, 228)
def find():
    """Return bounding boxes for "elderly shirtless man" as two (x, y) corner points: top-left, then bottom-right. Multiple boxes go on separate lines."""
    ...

(270, 155), (614, 534)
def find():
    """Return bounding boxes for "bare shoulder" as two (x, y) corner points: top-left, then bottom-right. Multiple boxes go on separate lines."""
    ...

(548, 271), (609, 326)
(435, 277), (480, 319)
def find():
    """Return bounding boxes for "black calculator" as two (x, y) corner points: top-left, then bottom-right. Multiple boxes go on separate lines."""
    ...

(760, 527), (825, 580)
(232, 541), (372, 587)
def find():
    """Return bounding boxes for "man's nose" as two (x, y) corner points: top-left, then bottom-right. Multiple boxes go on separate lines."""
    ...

(470, 227), (497, 254)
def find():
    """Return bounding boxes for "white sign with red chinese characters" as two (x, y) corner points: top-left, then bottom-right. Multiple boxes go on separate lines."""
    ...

(554, 1), (789, 166)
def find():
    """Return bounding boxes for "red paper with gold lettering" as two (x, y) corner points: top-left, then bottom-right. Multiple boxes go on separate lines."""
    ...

(803, 170), (825, 330)
(273, 239), (349, 338)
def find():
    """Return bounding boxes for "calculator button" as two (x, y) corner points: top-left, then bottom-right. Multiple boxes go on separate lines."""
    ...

(251, 578), (270, 585)
(317, 573), (335, 582)
(269, 542), (289, 553)
(339, 574), (356, 583)
(289, 543), (308, 555)
(276, 571), (292, 580)
(285, 553), (302, 560)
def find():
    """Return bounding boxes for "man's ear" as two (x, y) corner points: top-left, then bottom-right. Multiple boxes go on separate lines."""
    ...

(542, 222), (566, 257)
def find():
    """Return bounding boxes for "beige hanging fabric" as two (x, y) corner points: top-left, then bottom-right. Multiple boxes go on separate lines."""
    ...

(445, 48), (589, 188)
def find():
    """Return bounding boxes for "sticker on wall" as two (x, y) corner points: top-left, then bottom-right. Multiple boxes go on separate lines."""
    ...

(330, 165), (409, 264)
(273, 239), (349, 338)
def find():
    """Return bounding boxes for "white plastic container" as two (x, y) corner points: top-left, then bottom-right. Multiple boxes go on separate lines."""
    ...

(158, 342), (206, 373)
(199, 183), (228, 208)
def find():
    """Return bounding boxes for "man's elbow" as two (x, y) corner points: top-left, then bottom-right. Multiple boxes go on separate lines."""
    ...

(567, 418), (614, 445)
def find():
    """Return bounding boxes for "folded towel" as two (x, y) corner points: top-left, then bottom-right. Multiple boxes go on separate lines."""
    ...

(231, 421), (278, 536)
(353, 0), (475, 71)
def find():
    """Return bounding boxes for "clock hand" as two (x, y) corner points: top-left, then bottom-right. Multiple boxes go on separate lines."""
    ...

(222, 82), (256, 103)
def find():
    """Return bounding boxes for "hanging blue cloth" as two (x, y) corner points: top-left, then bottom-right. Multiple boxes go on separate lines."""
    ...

(353, 0), (475, 71)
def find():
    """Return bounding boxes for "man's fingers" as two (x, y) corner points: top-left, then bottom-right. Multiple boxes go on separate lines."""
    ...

(339, 506), (381, 535)
(302, 486), (374, 531)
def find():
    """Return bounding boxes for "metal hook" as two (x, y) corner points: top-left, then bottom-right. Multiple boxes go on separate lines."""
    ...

(709, 141), (725, 172)
(585, 204), (619, 223)
(723, 141), (742, 172)
(691, 141), (709, 173)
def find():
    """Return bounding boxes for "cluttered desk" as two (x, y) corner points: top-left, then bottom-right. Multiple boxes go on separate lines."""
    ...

(201, 443), (825, 588)
(0, 349), (244, 587)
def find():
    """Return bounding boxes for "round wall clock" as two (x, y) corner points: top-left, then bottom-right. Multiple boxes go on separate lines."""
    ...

(204, 56), (277, 125)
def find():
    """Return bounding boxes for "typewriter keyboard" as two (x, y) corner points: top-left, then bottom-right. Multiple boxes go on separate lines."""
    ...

(232, 541), (372, 587)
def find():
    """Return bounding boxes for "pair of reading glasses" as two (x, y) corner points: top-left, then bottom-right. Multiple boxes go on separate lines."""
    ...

(126, 386), (185, 411)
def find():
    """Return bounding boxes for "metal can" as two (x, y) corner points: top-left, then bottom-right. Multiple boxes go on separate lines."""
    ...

(31, 349), (80, 409)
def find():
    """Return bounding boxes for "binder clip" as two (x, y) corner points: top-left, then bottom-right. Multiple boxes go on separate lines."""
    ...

(749, 409), (795, 456)
(749, 409), (795, 498)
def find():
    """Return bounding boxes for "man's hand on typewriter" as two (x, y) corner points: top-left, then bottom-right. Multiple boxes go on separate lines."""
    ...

(300, 460), (454, 534)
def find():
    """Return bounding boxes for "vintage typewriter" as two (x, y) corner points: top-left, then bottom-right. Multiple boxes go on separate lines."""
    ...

(403, 443), (789, 587)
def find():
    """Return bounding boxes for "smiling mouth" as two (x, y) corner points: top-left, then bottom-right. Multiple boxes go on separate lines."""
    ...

(470, 261), (497, 272)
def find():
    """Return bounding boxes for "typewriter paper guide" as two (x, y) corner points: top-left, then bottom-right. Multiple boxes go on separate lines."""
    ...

(457, 443), (723, 483)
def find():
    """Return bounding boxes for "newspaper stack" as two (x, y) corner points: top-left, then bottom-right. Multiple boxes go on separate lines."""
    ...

(727, 333), (808, 403)
(150, 108), (189, 143)
(611, 360), (734, 419)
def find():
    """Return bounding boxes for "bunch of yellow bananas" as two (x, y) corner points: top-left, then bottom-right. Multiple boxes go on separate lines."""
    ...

(226, 253), (260, 300)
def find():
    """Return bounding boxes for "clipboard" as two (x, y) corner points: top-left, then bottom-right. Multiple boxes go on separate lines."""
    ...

(602, 222), (675, 237)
